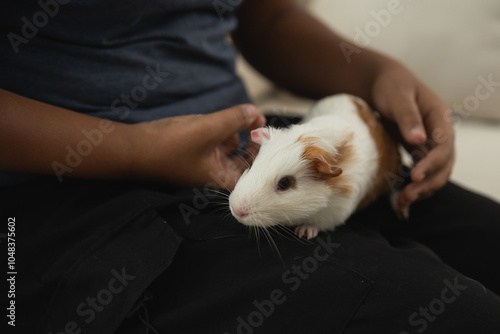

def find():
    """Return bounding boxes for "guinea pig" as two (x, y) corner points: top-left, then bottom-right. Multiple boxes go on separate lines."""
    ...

(228, 94), (401, 239)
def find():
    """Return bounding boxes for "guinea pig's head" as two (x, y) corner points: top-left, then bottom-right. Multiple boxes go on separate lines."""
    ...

(229, 126), (348, 228)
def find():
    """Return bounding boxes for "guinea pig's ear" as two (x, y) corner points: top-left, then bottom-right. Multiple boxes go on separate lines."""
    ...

(313, 156), (343, 178)
(303, 145), (343, 178)
(251, 127), (271, 145)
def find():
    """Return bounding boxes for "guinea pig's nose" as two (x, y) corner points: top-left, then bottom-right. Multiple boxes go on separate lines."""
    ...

(234, 208), (248, 219)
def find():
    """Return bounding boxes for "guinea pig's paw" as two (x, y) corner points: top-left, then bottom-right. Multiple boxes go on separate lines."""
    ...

(294, 225), (318, 240)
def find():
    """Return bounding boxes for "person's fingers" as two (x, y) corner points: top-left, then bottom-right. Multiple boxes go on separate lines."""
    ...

(248, 109), (267, 131)
(220, 132), (241, 155)
(414, 103), (455, 181)
(411, 137), (454, 182)
(218, 106), (266, 172)
(370, 63), (456, 209)
(397, 101), (455, 207)
(398, 149), (454, 208)
(238, 113), (267, 168)
(207, 149), (242, 190)
(201, 105), (264, 189)
(244, 140), (260, 164)
(376, 90), (427, 146)
(201, 104), (263, 145)
(406, 87), (454, 180)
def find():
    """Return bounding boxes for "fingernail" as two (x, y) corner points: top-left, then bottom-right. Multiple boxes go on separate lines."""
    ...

(243, 105), (257, 119)
(410, 126), (426, 142)
(419, 173), (426, 182)
(395, 206), (409, 221)
(401, 206), (410, 220)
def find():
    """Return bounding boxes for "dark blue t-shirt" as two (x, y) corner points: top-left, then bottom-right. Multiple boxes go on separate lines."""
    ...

(0, 0), (249, 185)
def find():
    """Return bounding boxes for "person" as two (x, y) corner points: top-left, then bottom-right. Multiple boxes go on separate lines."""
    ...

(1, 0), (499, 333)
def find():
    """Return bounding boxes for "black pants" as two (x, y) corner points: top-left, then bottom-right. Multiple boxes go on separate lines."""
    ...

(3, 174), (500, 334)
(2, 112), (499, 334)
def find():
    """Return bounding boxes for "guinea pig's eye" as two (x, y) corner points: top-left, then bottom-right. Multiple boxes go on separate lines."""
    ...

(277, 176), (295, 191)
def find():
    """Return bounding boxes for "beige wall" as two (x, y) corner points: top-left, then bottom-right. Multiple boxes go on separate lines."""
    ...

(308, 0), (500, 121)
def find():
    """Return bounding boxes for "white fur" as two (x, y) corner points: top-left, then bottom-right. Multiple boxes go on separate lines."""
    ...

(229, 94), (379, 234)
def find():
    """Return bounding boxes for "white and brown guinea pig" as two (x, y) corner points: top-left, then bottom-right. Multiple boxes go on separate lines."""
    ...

(229, 93), (401, 239)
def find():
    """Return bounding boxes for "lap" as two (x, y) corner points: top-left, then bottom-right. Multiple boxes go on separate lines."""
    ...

(3, 178), (500, 333)
(119, 182), (500, 334)
(119, 220), (500, 334)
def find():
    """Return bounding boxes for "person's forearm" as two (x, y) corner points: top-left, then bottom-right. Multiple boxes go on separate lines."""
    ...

(233, 0), (394, 104)
(0, 89), (138, 181)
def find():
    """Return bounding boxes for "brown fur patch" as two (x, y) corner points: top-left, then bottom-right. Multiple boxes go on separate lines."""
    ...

(351, 97), (400, 209)
(299, 136), (354, 195)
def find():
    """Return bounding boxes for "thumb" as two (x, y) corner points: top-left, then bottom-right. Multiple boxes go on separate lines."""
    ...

(379, 93), (427, 145)
(203, 104), (262, 144)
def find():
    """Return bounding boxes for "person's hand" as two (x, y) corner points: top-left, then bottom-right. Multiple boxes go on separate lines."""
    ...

(129, 104), (266, 190)
(370, 60), (455, 212)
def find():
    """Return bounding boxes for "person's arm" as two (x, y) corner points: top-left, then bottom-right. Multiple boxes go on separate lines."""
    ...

(0, 89), (265, 189)
(233, 0), (455, 209)
(232, 0), (384, 102)
(0, 89), (134, 180)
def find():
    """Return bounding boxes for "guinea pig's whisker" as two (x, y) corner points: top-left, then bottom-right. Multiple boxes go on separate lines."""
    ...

(261, 225), (283, 263)
(246, 149), (256, 158)
(208, 174), (231, 192)
(212, 206), (229, 213)
(222, 212), (234, 222)
(253, 226), (262, 257)
(211, 202), (231, 209)
(241, 157), (252, 168)
(260, 225), (273, 246)
(280, 211), (294, 226)
(274, 224), (300, 242)
(254, 226), (266, 256)
(206, 201), (231, 216)
(276, 212), (310, 243)
(243, 149), (256, 160)
(210, 194), (229, 202)
(205, 188), (230, 199)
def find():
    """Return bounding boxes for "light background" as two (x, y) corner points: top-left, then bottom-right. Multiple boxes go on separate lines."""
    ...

(236, 0), (500, 202)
